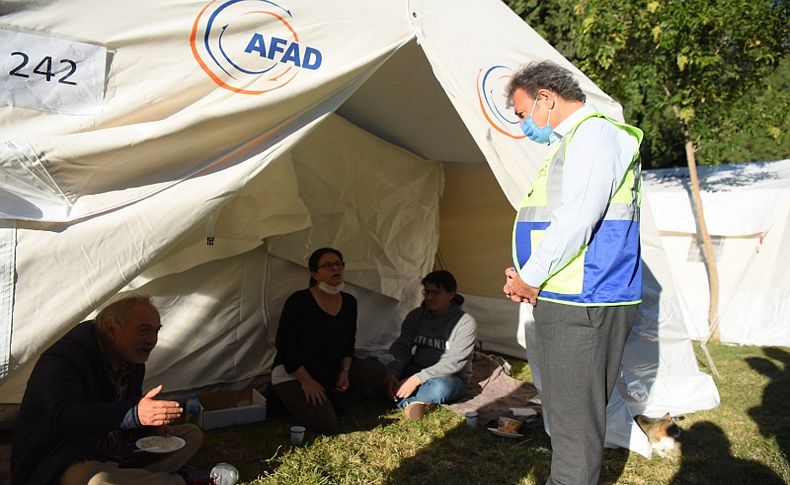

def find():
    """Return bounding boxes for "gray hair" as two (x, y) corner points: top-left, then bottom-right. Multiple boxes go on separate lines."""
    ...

(94, 295), (153, 335)
(506, 60), (586, 103)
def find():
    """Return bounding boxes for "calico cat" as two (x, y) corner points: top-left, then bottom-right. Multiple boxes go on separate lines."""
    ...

(635, 413), (683, 459)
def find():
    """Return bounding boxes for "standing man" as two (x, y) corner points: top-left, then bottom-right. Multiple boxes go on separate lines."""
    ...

(12, 296), (204, 485)
(503, 61), (643, 485)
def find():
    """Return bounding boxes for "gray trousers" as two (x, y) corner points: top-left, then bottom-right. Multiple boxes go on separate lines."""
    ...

(532, 301), (637, 485)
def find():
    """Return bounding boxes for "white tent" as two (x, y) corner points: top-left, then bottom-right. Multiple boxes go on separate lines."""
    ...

(642, 160), (790, 347)
(0, 0), (718, 456)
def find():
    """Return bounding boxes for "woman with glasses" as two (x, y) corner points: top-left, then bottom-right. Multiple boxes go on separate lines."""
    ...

(385, 270), (477, 420)
(270, 247), (386, 434)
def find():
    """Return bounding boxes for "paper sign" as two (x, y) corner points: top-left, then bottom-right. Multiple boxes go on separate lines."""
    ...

(0, 27), (106, 115)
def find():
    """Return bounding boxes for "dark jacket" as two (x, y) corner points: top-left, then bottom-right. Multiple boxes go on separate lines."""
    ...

(11, 321), (145, 485)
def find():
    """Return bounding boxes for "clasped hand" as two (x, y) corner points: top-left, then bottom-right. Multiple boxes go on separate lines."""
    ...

(503, 266), (539, 306)
(137, 384), (182, 427)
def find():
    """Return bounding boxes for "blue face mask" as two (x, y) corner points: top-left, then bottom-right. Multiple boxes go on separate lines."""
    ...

(520, 98), (553, 144)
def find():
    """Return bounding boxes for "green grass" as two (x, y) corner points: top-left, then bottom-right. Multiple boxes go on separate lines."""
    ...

(190, 343), (790, 484)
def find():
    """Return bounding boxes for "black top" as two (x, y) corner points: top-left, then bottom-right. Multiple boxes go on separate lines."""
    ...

(272, 289), (357, 389)
(11, 321), (146, 485)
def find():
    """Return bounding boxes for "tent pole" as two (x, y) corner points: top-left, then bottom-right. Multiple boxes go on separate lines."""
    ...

(699, 341), (720, 377)
(700, 317), (721, 377)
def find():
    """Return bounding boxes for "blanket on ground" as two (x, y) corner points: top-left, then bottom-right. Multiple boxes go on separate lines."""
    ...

(444, 352), (541, 426)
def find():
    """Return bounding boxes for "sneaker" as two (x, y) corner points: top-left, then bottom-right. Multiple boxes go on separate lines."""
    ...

(404, 401), (435, 421)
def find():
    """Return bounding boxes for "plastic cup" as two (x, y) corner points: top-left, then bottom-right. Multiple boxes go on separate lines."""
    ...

(464, 411), (478, 429)
(210, 463), (239, 485)
(290, 425), (306, 445)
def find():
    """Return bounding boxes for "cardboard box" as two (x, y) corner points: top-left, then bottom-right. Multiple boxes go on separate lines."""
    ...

(197, 389), (267, 430)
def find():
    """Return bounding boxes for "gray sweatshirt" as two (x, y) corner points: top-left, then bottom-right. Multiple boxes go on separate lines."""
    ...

(387, 303), (477, 383)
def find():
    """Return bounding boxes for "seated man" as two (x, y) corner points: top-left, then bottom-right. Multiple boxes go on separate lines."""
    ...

(386, 270), (477, 420)
(11, 296), (204, 485)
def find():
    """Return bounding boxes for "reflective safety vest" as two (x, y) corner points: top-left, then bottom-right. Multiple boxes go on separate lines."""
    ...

(512, 113), (644, 306)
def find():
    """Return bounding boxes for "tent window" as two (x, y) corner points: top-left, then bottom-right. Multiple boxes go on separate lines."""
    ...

(687, 236), (724, 263)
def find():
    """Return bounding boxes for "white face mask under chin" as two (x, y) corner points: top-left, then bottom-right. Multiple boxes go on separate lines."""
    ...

(318, 281), (345, 294)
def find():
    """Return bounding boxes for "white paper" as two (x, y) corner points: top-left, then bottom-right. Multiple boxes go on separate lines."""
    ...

(0, 28), (106, 115)
(510, 407), (539, 417)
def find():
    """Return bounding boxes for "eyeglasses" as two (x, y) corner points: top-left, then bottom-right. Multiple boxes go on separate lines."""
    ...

(422, 289), (446, 297)
(318, 261), (345, 270)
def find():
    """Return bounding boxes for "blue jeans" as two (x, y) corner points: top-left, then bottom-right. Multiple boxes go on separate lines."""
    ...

(396, 374), (467, 409)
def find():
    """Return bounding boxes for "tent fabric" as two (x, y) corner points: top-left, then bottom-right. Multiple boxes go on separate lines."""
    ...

(408, 0), (624, 208)
(0, 0), (719, 457)
(644, 160), (790, 236)
(0, 111), (439, 405)
(0, 2), (413, 221)
(642, 160), (790, 346)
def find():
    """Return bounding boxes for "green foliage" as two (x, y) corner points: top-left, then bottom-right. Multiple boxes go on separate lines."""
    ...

(507, 0), (790, 167)
(694, 56), (790, 164)
(505, 0), (577, 57)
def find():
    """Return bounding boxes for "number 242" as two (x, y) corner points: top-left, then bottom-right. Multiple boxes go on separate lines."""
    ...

(9, 52), (77, 85)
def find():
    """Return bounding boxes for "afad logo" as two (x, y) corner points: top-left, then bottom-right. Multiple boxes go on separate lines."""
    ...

(190, 0), (323, 95)
(476, 65), (524, 139)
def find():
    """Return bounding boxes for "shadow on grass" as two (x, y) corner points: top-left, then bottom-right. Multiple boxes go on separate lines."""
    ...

(383, 385), (630, 485)
(746, 347), (790, 465)
(383, 418), (552, 485)
(188, 386), (636, 483)
(669, 421), (785, 484)
(190, 394), (395, 481)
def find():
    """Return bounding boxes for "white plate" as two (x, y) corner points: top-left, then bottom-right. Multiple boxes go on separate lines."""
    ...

(135, 436), (186, 453)
(487, 427), (523, 438)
